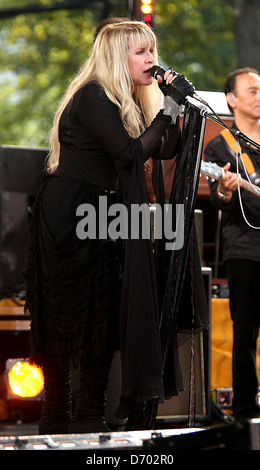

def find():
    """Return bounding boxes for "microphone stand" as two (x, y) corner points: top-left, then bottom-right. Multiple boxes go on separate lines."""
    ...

(190, 96), (260, 151)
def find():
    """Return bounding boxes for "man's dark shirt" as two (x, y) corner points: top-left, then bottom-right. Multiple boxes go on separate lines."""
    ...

(204, 123), (260, 263)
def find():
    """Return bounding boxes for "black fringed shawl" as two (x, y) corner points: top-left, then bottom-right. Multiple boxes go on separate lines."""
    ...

(116, 102), (209, 420)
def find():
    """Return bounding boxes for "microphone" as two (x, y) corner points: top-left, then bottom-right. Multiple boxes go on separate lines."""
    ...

(150, 65), (209, 108)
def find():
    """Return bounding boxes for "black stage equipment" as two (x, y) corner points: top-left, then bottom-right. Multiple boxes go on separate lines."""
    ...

(156, 267), (211, 424)
(0, 145), (47, 299)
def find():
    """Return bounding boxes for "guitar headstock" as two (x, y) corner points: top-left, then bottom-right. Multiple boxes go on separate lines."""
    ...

(200, 161), (224, 181)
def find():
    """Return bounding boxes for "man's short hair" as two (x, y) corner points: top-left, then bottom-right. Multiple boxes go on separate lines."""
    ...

(224, 67), (260, 113)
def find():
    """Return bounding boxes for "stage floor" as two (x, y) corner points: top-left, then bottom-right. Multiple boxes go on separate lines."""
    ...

(0, 417), (258, 452)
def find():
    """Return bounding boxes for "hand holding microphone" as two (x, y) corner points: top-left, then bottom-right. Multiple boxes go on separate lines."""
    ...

(150, 66), (207, 107)
(149, 66), (193, 124)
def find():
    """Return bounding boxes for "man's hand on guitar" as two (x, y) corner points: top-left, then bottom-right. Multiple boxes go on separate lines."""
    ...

(217, 162), (240, 203)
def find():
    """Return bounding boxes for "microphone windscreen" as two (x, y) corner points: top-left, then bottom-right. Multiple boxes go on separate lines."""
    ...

(149, 65), (165, 79)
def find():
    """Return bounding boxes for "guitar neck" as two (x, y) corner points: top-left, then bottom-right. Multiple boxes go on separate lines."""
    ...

(200, 161), (260, 199)
(240, 177), (260, 198)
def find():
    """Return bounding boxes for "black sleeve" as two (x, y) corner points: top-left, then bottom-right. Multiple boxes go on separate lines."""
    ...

(73, 83), (180, 169)
(139, 111), (181, 161)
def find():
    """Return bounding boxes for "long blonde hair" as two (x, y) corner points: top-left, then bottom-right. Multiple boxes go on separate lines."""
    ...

(47, 21), (162, 173)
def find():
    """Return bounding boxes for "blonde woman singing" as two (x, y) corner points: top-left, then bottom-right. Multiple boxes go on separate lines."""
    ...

(24, 21), (194, 434)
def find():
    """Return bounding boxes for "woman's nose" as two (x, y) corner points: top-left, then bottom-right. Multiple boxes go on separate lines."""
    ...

(146, 52), (154, 63)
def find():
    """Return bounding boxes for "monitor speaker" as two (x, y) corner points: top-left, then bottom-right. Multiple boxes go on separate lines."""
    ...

(156, 266), (212, 424)
(103, 268), (212, 427)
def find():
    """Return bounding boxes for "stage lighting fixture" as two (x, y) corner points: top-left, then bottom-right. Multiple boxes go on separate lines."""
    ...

(5, 359), (44, 400)
(141, 0), (153, 14)
(133, 0), (155, 29)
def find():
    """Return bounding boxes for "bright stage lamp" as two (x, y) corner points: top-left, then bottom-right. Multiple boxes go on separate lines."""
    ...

(139, 0), (155, 29)
(141, 4), (152, 14)
(6, 359), (44, 399)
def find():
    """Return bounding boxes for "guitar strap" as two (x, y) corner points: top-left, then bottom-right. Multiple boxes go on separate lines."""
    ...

(220, 128), (256, 175)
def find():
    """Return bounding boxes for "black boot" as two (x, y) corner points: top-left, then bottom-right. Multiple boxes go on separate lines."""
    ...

(124, 398), (159, 431)
(69, 355), (113, 433)
(39, 366), (72, 435)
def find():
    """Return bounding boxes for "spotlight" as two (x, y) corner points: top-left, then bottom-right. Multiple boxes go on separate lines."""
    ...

(5, 359), (44, 400)
(133, 0), (155, 29)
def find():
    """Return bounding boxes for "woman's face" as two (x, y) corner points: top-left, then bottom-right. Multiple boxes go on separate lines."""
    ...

(128, 39), (155, 90)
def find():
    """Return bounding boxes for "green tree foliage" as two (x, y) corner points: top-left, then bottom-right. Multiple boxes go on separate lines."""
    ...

(0, 1), (102, 146)
(0, 0), (236, 147)
(155, 0), (236, 91)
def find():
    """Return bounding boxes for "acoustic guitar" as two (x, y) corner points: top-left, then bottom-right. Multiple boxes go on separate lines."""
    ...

(201, 161), (260, 199)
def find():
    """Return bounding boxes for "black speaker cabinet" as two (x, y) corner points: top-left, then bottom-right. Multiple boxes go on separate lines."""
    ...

(156, 266), (212, 424)
(104, 268), (212, 427)
(0, 145), (47, 298)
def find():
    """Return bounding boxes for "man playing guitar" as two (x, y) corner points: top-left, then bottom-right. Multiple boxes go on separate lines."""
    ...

(205, 68), (260, 420)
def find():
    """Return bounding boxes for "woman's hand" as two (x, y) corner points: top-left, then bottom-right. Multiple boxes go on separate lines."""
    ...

(157, 68), (195, 105)
(156, 68), (177, 85)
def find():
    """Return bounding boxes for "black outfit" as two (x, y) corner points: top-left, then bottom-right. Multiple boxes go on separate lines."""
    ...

(204, 124), (260, 418)
(24, 81), (183, 433)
